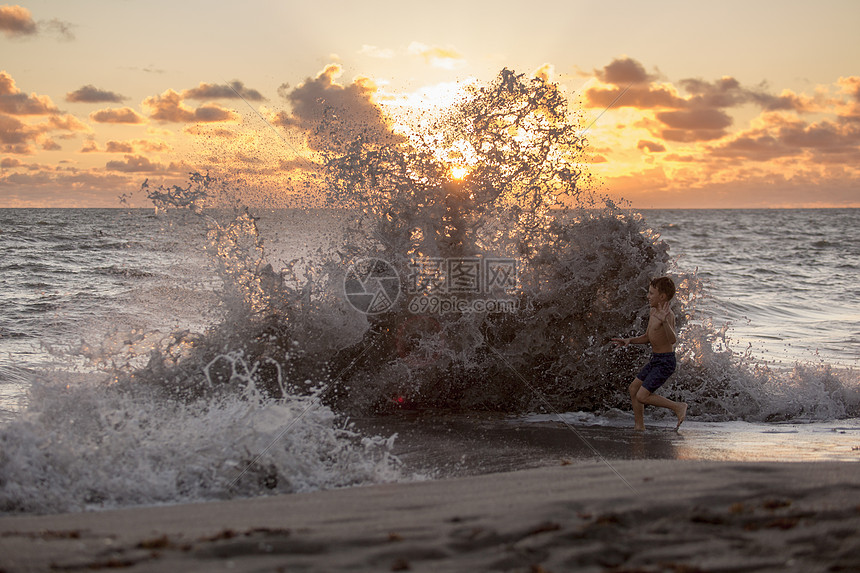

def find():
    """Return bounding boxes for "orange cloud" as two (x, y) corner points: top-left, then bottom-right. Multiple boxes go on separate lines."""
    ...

(637, 140), (666, 153)
(708, 111), (860, 163)
(0, 5), (73, 40)
(838, 76), (860, 101)
(0, 168), (148, 207)
(0, 71), (58, 115)
(80, 139), (99, 153)
(0, 5), (36, 37)
(105, 154), (179, 173)
(41, 138), (61, 151)
(836, 76), (860, 119)
(0, 104), (88, 154)
(580, 56), (860, 208)
(66, 85), (126, 103)
(679, 77), (816, 114)
(656, 108), (733, 142)
(408, 42), (466, 70)
(143, 89), (239, 123)
(181, 81), (265, 101)
(585, 84), (685, 110)
(45, 114), (89, 133)
(81, 138), (171, 154)
(594, 57), (657, 86)
(104, 140), (134, 153)
(533, 63), (555, 83)
(183, 125), (235, 138)
(0, 113), (32, 148)
(273, 63), (402, 152)
(89, 107), (146, 124)
(585, 59), (820, 120)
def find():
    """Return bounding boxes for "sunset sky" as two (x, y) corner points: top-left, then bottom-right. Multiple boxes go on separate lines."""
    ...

(2, 0), (859, 208)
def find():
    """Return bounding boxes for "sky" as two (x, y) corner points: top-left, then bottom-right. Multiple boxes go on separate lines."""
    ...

(1, 0), (859, 209)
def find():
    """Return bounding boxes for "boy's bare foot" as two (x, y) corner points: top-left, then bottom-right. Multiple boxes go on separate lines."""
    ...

(675, 402), (688, 430)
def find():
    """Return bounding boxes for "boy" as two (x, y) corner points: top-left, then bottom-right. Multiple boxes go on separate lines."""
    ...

(612, 277), (687, 430)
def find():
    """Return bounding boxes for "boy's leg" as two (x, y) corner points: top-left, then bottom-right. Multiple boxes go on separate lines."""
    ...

(629, 378), (645, 430)
(636, 387), (687, 429)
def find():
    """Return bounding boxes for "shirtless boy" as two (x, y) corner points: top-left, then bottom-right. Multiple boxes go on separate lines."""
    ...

(612, 276), (688, 430)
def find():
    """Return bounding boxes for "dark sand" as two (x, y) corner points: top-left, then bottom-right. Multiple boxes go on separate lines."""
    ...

(1, 458), (858, 572)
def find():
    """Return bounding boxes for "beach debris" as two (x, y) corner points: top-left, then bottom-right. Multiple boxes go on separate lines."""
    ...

(137, 534), (171, 549)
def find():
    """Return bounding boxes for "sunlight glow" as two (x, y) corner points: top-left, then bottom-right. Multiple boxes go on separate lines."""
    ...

(450, 165), (469, 180)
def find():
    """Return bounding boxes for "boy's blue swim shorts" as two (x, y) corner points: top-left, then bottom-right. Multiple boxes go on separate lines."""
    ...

(637, 352), (676, 392)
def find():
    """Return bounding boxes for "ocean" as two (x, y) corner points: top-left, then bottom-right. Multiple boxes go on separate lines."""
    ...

(1, 74), (857, 515)
(0, 205), (857, 514)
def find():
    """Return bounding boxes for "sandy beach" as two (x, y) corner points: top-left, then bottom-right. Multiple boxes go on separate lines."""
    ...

(1, 459), (858, 572)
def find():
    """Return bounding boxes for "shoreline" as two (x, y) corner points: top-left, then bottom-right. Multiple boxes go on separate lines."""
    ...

(2, 459), (858, 572)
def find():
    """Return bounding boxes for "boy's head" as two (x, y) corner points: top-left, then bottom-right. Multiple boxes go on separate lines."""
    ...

(650, 276), (676, 302)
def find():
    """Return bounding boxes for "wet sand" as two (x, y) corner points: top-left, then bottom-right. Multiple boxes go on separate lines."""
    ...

(1, 459), (858, 572)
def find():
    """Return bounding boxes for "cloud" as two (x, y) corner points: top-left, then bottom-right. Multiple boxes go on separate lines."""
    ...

(359, 44), (395, 59)
(41, 18), (74, 41)
(585, 58), (820, 121)
(41, 138), (61, 151)
(276, 83), (291, 100)
(0, 106), (88, 154)
(594, 57), (657, 86)
(678, 76), (748, 107)
(0, 113), (32, 148)
(0, 5), (36, 37)
(46, 113), (89, 133)
(181, 80), (265, 101)
(273, 63), (403, 151)
(89, 107), (146, 124)
(81, 138), (171, 155)
(0, 167), (157, 207)
(836, 76), (860, 119)
(105, 154), (173, 173)
(408, 42), (466, 70)
(533, 63), (555, 83)
(143, 90), (195, 122)
(584, 56), (839, 153)
(839, 76), (860, 102)
(680, 76), (814, 113)
(104, 140), (134, 153)
(80, 139), (99, 153)
(711, 114), (860, 161)
(655, 108), (733, 142)
(135, 139), (170, 153)
(183, 125), (236, 138)
(585, 84), (685, 110)
(0, 71), (58, 115)
(67, 85), (126, 103)
(0, 6), (74, 40)
(143, 89), (239, 123)
(1, 156), (21, 168)
(637, 140), (666, 153)
(709, 130), (796, 161)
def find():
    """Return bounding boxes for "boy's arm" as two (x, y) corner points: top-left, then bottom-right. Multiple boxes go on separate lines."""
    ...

(612, 333), (649, 347)
(662, 312), (677, 345)
(653, 302), (677, 345)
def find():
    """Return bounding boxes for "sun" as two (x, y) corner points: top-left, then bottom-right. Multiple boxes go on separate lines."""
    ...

(450, 165), (469, 180)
